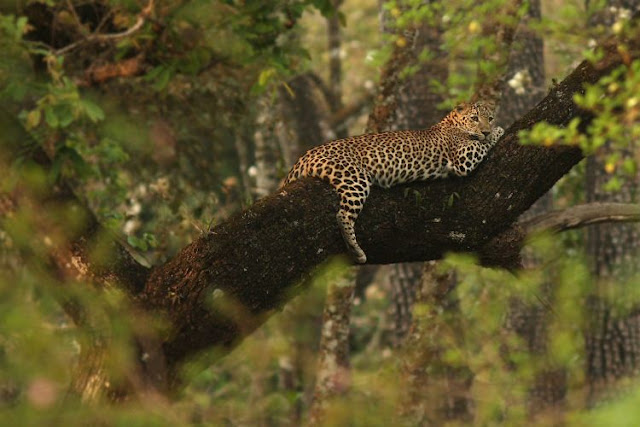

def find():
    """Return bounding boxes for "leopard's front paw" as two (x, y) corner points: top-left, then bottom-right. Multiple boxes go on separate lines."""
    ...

(489, 126), (504, 145)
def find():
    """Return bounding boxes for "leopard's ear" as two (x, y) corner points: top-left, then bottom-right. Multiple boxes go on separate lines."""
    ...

(455, 103), (467, 113)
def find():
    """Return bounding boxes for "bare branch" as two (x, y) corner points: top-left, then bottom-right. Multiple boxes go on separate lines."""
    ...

(521, 203), (640, 235)
(478, 202), (640, 269)
(54, 0), (155, 56)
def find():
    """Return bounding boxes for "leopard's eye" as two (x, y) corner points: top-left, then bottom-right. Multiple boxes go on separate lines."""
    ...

(471, 116), (479, 122)
(489, 116), (494, 122)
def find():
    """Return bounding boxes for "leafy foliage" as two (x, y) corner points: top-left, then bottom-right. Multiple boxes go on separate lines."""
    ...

(521, 59), (640, 191)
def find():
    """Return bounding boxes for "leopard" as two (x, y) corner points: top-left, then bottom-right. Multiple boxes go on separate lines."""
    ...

(283, 102), (504, 264)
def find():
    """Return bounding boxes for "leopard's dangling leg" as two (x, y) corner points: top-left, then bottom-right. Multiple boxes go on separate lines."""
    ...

(333, 173), (371, 264)
(336, 210), (366, 263)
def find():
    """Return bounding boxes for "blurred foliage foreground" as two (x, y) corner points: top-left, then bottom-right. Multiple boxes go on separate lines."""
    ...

(0, 0), (639, 425)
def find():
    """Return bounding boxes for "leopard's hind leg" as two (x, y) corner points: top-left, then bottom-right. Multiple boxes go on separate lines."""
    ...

(331, 168), (371, 264)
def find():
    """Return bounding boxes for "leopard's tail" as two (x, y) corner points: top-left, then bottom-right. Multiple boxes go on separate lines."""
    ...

(283, 151), (324, 186)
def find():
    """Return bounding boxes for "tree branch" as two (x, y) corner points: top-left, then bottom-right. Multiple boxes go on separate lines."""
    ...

(54, 0), (154, 56)
(477, 202), (640, 270)
(139, 28), (640, 379)
(521, 203), (640, 234)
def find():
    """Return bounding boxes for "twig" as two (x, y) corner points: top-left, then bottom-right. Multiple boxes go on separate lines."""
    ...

(65, 0), (83, 30)
(54, 0), (155, 56)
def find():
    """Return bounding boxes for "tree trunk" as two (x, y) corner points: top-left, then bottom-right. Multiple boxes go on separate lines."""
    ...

(493, 0), (567, 414)
(253, 99), (280, 198)
(401, 261), (472, 423)
(495, 0), (546, 129)
(584, 151), (640, 403)
(387, 5), (449, 345)
(278, 73), (336, 167)
(327, 0), (347, 139)
(308, 266), (355, 424)
(307, 3), (359, 419)
(401, 0), (544, 418)
(372, 0), (453, 349)
(583, 0), (640, 405)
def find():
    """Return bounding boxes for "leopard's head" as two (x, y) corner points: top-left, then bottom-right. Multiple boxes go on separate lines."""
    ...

(445, 102), (495, 141)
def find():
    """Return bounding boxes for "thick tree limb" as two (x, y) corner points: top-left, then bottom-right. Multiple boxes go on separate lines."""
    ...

(139, 31), (640, 378)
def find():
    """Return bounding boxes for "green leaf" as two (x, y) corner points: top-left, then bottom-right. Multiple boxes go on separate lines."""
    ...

(55, 104), (74, 128)
(258, 68), (276, 87)
(338, 11), (347, 26)
(81, 100), (105, 123)
(152, 67), (173, 91)
(127, 235), (148, 251)
(44, 106), (58, 128)
(50, 155), (63, 182)
(603, 176), (621, 192)
(622, 158), (637, 176)
(144, 65), (165, 82)
(143, 233), (158, 249)
(16, 16), (28, 36)
(25, 109), (41, 129)
(447, 192), (460, 207)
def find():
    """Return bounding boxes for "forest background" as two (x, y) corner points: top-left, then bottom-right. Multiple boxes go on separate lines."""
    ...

(1, 0), (640, 425)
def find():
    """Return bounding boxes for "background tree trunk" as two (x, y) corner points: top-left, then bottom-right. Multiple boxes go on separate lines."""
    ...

(494, 0), (568, 414)
(401, 0), (537, 418)
(308, 266), (355, 424)
(307, 2), (359, 419)
(278, 73), (338, 168)
(327, 0), (347, 139)
(585, 151), (640, 402)
(582, 0), (640, 405)
(386, 0), (449, 347)
(253, 99), (280, 199)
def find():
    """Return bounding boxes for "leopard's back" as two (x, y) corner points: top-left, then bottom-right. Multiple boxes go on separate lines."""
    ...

(285, 128), (449, 188)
